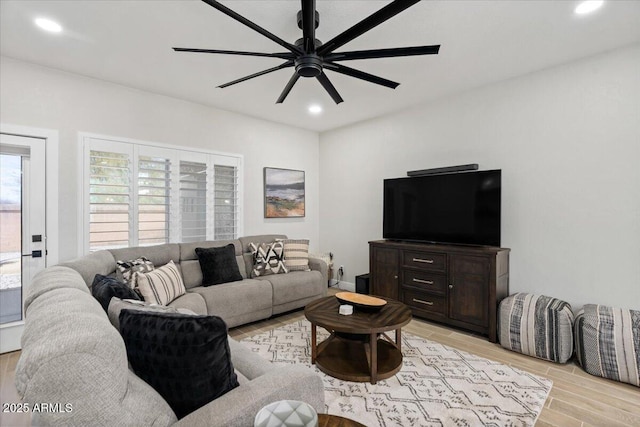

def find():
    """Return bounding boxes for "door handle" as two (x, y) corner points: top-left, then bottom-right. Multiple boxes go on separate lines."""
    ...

(21, 250), (43, 258)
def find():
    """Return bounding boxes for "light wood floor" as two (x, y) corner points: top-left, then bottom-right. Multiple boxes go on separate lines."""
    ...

(2, 291), (638, 427)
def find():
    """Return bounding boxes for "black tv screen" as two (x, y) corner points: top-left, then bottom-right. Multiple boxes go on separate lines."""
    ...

(383, 170), (501, 246)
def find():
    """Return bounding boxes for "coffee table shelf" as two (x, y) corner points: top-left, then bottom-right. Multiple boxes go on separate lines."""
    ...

(315, 335), (403, 382)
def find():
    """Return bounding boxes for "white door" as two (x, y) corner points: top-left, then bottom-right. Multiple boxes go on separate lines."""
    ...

(0, 134), (47, 353)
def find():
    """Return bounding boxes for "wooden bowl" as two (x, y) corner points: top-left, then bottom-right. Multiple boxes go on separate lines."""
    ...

(335, 292), (387, 312)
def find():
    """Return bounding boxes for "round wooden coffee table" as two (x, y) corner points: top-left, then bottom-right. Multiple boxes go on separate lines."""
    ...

(304, 295), (412, 384)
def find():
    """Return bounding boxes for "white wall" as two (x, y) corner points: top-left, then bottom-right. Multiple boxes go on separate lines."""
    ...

(319, 44), (640, 311)
(0, 57), (320, 262)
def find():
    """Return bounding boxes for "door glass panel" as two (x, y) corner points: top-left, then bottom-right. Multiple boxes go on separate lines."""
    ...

(0, 154), (22, 324)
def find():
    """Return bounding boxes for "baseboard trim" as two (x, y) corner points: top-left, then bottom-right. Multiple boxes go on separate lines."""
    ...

(329, 280), (355, 292)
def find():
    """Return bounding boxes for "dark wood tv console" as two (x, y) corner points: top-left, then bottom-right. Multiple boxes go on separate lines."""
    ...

(369, 240), (510, 342)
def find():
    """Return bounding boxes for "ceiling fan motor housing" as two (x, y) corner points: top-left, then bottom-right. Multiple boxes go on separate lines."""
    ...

(295, 54), (323, 77)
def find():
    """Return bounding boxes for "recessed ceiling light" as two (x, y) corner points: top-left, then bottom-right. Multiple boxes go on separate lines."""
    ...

(574, 0), (604, 15)
(35, 18), (63, 33)
(308, 104), (323, 115)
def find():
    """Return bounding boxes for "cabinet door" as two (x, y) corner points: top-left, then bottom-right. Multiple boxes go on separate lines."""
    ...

(448, 255), (489, 327)
(370, 247), (399, 299)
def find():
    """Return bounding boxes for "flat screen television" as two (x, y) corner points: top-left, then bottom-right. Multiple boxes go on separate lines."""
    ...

(383, 170), (501, 246)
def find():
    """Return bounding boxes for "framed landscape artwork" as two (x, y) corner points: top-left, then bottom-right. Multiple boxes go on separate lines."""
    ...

(264, 167), (305, 218)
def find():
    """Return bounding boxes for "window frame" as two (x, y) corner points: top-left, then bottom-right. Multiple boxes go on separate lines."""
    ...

(78, 133), (243, 255)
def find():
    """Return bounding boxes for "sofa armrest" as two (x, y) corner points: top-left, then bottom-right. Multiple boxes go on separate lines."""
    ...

(308, 257), (328, 286)
(227, 337), (274, 380)
(173, 366), (325, 427)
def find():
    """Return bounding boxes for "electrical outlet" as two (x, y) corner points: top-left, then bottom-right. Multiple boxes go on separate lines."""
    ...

(339, 266), (344, 275)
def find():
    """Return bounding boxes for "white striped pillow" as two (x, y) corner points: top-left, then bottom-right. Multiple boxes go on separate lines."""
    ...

(134, 260), (186, 306)
(278, 239), (311, 272)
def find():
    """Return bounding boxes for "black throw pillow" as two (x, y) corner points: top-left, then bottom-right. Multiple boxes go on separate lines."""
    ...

(119, 310), (239, 419)
(195, 244), (243, 286)
(91, 274), (141, 312)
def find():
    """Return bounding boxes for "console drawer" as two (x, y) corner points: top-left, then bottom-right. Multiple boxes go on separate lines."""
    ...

(402, 289), (446, 315)
(402, 271), (446, 294)
(403, 251), (446, 272)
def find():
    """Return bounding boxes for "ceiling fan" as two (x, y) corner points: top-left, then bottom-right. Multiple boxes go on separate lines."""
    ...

(173, 0), (440, 104)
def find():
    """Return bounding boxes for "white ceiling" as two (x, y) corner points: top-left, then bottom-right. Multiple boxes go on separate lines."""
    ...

(1, 1), (639, 132)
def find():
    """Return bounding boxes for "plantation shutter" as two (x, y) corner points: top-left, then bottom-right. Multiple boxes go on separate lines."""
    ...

(213, 164), (238, 240)
(87, 145), (132, 251)
(83, 136), (243, 253)
(180, 160), (208, 243)
(138, 155), (172, 246)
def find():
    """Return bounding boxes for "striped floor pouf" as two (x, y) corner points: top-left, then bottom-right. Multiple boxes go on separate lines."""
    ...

(499, 293), (574, 363)
(575, 304), (640, 387)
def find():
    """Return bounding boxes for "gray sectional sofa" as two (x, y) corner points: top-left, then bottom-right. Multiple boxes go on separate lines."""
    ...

(15, 234), (327, 426)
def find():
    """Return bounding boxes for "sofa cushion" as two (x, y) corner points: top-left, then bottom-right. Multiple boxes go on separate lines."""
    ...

(195, 244), (243, 286)
(190, 279), (272, 327)
(249, 241), (287, 277)
(168, 292), (208, 315)
(119, 310), (239, 419)
(180, 240), (247, 288)
(116, 256), (154, 290)
(107, 297), (196, 331)
(59, 251), (117, 289)
(91, 274), (141, 312)
(278, 239), (311, 272)
(257, 270), (325, 306)
(110, 244), (180, 273)
(135, 260), (186, 306)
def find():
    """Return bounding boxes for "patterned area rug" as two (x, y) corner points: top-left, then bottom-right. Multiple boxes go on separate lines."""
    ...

(241, 320), (552, 427)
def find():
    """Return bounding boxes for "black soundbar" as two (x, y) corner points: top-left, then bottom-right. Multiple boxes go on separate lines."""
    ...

(407, 164), (479, 177)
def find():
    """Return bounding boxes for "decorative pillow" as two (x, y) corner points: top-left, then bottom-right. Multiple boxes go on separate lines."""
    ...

(195, 244), (243, 286)
(278, 239), (311, 272)
(249, 241), (288, 277)
(107, 297), (196, 331)
(116, 256), (154, 290)
(135, 260), (186, 306)
(91, 274), (141, 312)
(119, 310), (239, 419)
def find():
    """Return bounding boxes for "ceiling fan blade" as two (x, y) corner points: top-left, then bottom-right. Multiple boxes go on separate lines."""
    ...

(317, 0), (421, 56)
(276, 73), (301, 104)
(201, 0), (302, 54)
(324, 62), (399, 89)
(326, 45), (440, 61)
(217, 61), (294, 89)
(301, 0), (316, 53)
(173, 47), (294, 59)
(316, 72), (344, 104)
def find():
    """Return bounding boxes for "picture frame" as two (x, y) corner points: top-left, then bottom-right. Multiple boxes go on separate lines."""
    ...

(264, 167), (305, 218)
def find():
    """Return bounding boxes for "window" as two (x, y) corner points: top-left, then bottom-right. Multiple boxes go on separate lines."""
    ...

(180, 161), (207, 243)
(138, 155), (171, 246)
(88, 148), (131, 251)
(213, 164), (238, 240)
(81, 136), (242, 253)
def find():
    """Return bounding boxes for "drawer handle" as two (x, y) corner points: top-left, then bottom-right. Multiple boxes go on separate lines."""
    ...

(412, 298), (434, 306)
(412, 278), (434, 285)
(413, 258), (434, 264)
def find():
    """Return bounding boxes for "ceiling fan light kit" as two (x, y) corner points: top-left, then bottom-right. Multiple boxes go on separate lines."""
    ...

(173, 0), (440, 104)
